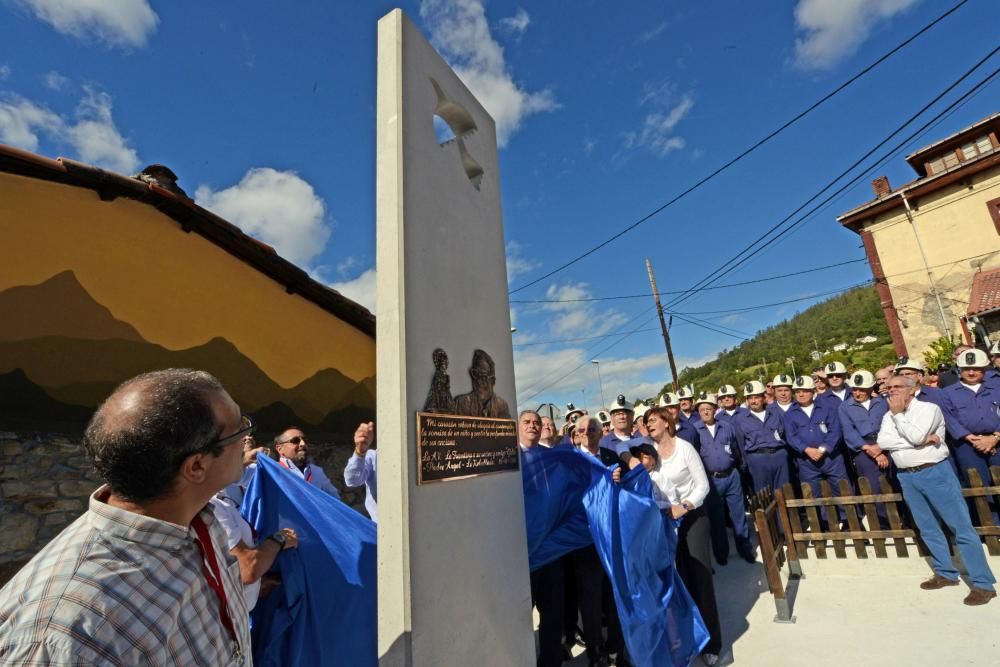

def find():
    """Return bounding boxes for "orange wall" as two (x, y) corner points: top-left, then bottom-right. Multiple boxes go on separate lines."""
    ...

(0, 172), (374, 389)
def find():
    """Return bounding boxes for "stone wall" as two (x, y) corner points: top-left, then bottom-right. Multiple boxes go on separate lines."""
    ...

(0, 430), (370, 587)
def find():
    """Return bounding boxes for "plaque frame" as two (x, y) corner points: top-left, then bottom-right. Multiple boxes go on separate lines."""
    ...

(415, 411), (520, 485)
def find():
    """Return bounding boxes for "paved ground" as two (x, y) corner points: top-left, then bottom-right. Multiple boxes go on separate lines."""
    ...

(561, 542), (1000, 666)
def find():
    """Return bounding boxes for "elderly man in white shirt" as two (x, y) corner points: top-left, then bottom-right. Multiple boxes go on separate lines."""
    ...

(878, 375), (996, 606)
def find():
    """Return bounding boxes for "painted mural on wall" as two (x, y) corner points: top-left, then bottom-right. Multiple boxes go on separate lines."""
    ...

(0, 270), (375, 435)
(0, 172), (376, 437)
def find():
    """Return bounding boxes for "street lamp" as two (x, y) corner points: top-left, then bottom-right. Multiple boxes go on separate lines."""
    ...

(591, 359), (606, 407)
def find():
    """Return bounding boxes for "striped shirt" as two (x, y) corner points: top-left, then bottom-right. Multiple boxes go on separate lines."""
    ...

(0, 486), (251, 666)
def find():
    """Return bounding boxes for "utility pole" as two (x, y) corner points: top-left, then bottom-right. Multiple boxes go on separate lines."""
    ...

(646, 258), (679, 391)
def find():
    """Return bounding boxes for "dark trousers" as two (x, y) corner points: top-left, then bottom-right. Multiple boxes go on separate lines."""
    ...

(746, 450), (790, 494)
(953, 440), (1000, 522)
(796, 452), (852, 525)
(568, 545), (612, 660)
(851, 450), (893, 528)
(705, 469), (753, 562)
(530, 557), (565, 667)
(675, 506), (722, 656)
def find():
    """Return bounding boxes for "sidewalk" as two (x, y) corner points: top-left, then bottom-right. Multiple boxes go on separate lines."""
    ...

(715, 545), (1000, 666)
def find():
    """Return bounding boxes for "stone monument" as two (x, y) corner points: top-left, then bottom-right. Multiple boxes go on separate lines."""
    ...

(375, 9), (535, 666)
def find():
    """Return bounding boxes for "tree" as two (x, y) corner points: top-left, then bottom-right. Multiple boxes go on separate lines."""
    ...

(922, 335), (960, 369)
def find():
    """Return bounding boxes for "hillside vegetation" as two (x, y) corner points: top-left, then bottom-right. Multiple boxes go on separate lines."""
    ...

(661, 286), (896, 398)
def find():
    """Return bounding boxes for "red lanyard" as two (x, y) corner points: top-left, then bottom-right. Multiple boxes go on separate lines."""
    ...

(191, 515), (239, 648)
(279, 459), (312, 482)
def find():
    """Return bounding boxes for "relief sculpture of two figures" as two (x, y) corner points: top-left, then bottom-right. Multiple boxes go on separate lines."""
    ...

(423, 348), (511, 419)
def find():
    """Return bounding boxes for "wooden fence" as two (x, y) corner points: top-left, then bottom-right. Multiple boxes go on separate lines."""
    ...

(750, 466), (1000, 623)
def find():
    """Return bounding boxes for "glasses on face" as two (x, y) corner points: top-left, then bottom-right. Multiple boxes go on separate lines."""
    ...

(279, 435), (306, 446)
(210, 415), (254, 447)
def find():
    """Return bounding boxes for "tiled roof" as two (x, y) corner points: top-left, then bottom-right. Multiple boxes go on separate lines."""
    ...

(0, 143), (374, 337)
(967, 267), (1000, 317)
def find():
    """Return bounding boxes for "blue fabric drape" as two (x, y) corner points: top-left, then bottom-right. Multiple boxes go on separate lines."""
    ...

(242, 455), (377, 667)
(521, 446), (709, 667)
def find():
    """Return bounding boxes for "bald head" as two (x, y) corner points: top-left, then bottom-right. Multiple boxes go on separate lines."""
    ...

(84, 369), (230, 502)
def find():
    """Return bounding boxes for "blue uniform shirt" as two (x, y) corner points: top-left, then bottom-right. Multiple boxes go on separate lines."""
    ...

(766, 401), (796, 422)
(838, 395), (889, 453)
(816, 388), (850, 412)
(942, 381), (1000, 440)
(915, 385), (946, 409)
(733, 408), (788, 453)
(599, 431), (633, 456)
(784, 403), (842, 455)
(693, 419), (741, 473)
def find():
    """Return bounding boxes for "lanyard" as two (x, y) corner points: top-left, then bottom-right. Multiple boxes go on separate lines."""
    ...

(279, 459), (312, 482)
(191, 515), (240, 652)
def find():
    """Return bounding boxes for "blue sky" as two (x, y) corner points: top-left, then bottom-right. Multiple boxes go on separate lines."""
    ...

(2, 0), (999, 415)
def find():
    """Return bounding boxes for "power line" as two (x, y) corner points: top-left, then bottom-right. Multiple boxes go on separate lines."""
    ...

(506, 0), (971, 295)
(510, 258), (868, 304)
(666, 46), (1000, 312)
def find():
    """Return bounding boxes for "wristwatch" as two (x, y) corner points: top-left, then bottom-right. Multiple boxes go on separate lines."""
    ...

(818, 446), (827, 454)
(266, 531), (287, 550)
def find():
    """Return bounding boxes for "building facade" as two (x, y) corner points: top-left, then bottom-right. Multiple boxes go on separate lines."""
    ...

(838, 112), (1000, 357)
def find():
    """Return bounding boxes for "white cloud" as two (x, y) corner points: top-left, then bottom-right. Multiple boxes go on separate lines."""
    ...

(68, 87), (139, 172)
(331, 267), (376, 312)
(43, 70), (70, 90)
(15, 0), (159, 48)
(505, 240), (538, 283)
(498, 7), (530, 34)
(195, 168), (330, 267)
(792, 0), (919, 70)
(0, 65), (11, 80)
(336, 255), (362, 278)
(638, 21), (668, 43)
(420, 0), (558, 146)
(0, 87), (139, 172)
(540, 282), (628, 339)
(624, 94), (694, 157)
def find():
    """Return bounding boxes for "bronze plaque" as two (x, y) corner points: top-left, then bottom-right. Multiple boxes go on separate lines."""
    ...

(415, 412), (519, 484)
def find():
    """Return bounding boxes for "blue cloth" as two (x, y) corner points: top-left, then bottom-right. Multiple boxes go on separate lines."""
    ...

(941, 382), (1000, 440)
(242, 455), (377, 667)
(815, 388), (849, 411)
(897, 460), (997, 589)
(783, 403), (842, 455)
(521, 447), (709, 666)
(838, 395), (889, 453)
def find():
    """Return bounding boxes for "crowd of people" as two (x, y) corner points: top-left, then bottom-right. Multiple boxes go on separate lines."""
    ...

(0, 341), (998, 666)
(519, 341), (1000, 666)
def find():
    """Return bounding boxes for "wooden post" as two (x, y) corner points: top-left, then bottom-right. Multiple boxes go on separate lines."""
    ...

(857, 477), (887, 558)
(784, 483), (807, 560)
(840, 479), (868, 559)
(966, 469), (1000, 556)
(776, 488), (804, 577)
(645, 258), (679, 391)
(801, 483), (826, 558)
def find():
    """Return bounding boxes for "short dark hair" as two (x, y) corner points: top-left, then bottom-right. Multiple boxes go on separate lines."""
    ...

(274, 426), (304, 447)
(84, 369), (227, 502)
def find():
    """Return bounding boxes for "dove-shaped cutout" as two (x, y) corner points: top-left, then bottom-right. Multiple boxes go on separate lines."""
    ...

(429, 77), (484, 190)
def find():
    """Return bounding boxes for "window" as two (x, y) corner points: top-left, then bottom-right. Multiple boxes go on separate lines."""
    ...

(927, 158), (945, 174)
(961, 143), (978, 160)
(976, 135), (993, 154)
(943, 152), (959, 169)
(925, 134), (995, 175)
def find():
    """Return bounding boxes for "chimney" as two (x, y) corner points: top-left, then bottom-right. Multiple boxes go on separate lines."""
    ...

(871, 175), (891, 198)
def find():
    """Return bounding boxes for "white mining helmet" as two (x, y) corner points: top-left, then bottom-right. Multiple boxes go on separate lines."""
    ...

(793, 375), (816, 391)
(743, 380), (766, 396)
(717, 384), (738, 397)
(847, 369), (876, 389)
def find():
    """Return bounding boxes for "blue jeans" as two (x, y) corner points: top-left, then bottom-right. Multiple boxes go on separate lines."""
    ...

(898, 459), (996, 590)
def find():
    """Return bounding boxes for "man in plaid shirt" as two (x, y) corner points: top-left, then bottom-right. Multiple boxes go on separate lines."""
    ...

(0, 369), (254, 666)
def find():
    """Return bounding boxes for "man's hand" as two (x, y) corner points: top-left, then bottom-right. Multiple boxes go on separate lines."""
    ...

(862, 444), (882, 460)
(969, 434), (994, 454)
(887, 394), (907, 415)
(924, 434), (941, 447)
(242, 445), (269, 467)
(354, 421), (375, 456)
(804, 446), (825, 462)
(670, 504), (690, 520)
(875, 453), (890, 470)
(277, 527), (298, 550)
(611, 467), (622, 484)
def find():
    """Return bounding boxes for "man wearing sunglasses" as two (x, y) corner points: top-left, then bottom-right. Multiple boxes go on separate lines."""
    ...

(274, 427), (341, 498)
(0, 369), (254, 665)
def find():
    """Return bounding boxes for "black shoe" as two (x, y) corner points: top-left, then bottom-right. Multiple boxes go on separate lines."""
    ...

(715, 557), (728, 566)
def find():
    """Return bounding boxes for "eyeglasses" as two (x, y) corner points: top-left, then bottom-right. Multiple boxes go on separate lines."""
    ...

(278, 435), (306, 446)
(209, 415), (254, 447)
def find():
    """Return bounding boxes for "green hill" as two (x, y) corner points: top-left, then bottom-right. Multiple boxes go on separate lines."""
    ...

(663, 286), (896, 397)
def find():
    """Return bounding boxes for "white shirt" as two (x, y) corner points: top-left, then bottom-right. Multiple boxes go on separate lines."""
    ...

(800, 404), (814, 418)
(960, 382), (981, 393)
(877, 398), (949, 469)
(209, 495), (262, 611)
(704, 423), (717, 437)
(777, 401), (792, 412)
(344, 449), (378, 523)
(751, 409), (767, 422)
(279, 457), (340, 498)
(833, 388), (847, 400)
(648, 437), (710, 510)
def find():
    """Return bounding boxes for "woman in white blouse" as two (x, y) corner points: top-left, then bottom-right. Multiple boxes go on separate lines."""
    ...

(616, 406), (722, 665)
